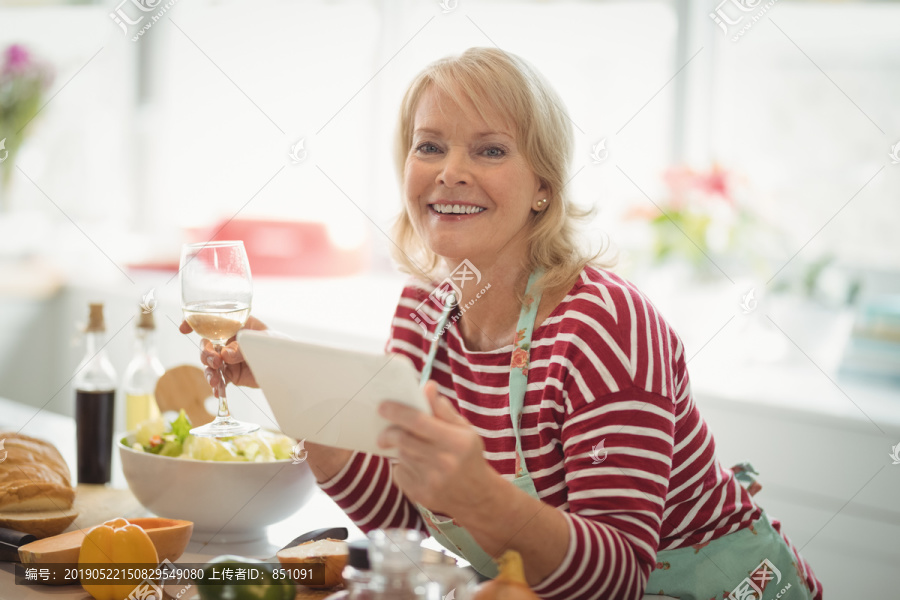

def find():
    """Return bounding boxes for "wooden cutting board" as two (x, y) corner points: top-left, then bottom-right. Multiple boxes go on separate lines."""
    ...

(65, 485), (148, 533)
(154, 365), (216, 427)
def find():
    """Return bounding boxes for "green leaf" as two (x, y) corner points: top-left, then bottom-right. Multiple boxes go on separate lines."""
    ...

(171, 409), (192, 445)
(159, 441), (183, 457)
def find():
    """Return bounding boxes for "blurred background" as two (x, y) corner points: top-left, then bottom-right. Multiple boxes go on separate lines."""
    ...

(0, 0), (898, 595)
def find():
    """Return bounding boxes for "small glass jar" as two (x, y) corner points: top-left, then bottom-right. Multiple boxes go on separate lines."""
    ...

(367, 529), (429, 600)
(420, 550), (476, 600)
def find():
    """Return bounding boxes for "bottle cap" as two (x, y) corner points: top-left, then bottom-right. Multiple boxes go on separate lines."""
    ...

(347, 540), (370, 571)
(138, 308), (155, 330)
(86, 303), (105, 332)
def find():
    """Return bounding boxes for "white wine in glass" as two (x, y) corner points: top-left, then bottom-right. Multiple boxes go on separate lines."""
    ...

(183, 302), (251, 342)
(180, 241), (258, 437)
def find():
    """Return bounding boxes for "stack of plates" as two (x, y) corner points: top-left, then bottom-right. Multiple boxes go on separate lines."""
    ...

(839, 295), (900, 380)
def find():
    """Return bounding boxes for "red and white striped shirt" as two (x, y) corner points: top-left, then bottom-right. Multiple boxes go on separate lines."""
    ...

(319, 266), (822, 599)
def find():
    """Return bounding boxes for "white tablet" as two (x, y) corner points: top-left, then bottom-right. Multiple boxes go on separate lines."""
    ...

(237, 329), (430, 458)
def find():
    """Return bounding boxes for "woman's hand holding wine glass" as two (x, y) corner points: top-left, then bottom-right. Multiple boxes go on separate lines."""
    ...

(178, 315), (268, 395)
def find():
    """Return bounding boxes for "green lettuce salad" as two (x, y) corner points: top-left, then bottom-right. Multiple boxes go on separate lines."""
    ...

(122, 410), (296, 462)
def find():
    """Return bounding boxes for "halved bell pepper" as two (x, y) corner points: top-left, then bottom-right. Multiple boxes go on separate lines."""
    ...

(78, 517), (159, 600)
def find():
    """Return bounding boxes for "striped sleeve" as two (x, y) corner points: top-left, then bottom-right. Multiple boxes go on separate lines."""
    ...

(317, 450), (427, 534)
(532, 286), (676, 599)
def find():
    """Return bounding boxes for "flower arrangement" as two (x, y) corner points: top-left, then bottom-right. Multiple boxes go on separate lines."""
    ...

(0, 44), (54, 211)
(627, 163), (764, 277)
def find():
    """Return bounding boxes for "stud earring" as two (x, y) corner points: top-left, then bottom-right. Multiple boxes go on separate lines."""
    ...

(536, 198), (548, 209)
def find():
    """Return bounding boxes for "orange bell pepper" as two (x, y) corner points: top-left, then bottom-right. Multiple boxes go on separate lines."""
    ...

(78, 517), (159, 600)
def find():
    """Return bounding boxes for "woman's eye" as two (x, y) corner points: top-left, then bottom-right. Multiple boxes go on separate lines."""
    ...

(482, 146), (506, 158)
(416, 143), (440, 154)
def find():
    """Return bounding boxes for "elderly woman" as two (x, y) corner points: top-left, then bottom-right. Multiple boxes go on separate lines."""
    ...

(183, 48), (822, 599)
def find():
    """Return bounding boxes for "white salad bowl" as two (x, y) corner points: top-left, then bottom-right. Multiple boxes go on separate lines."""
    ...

(118, 436), (317, 543)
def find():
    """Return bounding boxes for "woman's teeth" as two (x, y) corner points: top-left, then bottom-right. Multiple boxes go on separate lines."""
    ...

(431, 204), (486, 215)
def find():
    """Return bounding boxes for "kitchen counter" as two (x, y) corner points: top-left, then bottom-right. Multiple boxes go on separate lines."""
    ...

(0, 396), (363, 600)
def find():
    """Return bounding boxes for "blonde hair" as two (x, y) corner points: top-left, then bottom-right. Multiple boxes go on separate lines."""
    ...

(391, 47), (613, 295)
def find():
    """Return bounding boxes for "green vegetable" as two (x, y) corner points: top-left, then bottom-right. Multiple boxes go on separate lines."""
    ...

(197, 555), (295, 600)
(126, 411), (296, 463)
(270, 436), (294, 461)
(170, 409), (192, 445)
(159, 440), (183, 457)
(184, 436), (244, 461)
(232, 435), (274, 462)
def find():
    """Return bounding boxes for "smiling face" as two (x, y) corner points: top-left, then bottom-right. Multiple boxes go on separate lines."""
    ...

(403, 85), (547, 269)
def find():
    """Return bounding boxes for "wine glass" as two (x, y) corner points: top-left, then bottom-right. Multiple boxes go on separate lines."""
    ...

(179, 241), (259, 437)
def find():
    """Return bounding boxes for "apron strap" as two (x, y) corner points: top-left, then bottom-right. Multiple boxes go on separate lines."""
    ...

(508, 270), (543, 475)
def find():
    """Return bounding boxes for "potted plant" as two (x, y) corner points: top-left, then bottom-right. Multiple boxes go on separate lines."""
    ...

(0, 43), (54, 213)
(626, 163), (773, 281)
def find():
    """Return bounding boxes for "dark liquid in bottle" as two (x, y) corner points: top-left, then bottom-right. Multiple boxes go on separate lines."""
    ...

(75, 389), (115, 484)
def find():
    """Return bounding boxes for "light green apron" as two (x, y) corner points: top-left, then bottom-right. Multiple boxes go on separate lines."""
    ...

(413, 271), (818, 599)
(415, 270), (544, 579)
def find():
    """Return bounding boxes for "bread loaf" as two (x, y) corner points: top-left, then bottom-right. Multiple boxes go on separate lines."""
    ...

(0, 432), (78, 537)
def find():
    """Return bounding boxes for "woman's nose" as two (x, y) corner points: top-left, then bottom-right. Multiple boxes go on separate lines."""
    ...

(436, 148), (470, 187)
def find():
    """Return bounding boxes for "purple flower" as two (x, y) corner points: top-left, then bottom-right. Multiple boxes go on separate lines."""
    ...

(3, 44), (32, 74)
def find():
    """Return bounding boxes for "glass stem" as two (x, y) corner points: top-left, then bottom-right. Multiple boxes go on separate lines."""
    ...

(215, 344), (231, 419)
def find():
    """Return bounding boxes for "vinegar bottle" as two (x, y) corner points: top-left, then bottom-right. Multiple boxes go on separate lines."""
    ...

(123, 308), (164, 431)
(74, 303), (117, 484)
